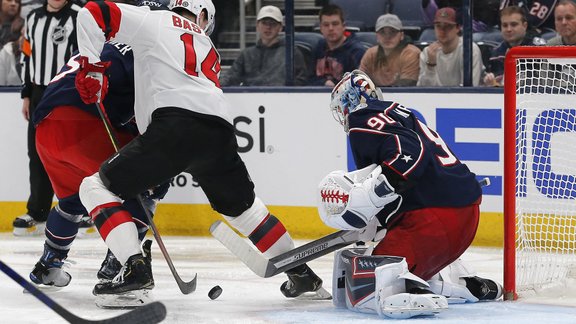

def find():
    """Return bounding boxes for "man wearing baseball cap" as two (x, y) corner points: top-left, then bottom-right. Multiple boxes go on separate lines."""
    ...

(220, 5), (309, 86)
(417, 7), (484, 86)
(359, 14), (421, 86)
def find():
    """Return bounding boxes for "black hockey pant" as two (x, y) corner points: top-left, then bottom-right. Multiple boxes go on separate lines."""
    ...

(99, 107), (255, 217)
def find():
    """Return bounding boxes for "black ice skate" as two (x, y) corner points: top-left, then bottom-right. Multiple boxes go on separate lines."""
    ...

(464, 276), (503, 301)
(97, 240), (152, 282)
(93, 241), (154, 309)
(280, 264), (331, 299)
(29, 243), (71, 288)
(97, 249), (123, 282)
(13, 214), (46, 236)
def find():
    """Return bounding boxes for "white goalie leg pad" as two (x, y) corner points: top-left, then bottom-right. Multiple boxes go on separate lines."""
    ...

(332, 249), (347, 308)
(223, 197), (294, 258)
(335, 249), (405, 314)
(427, 259), (479, 303)
(79, 173), (123, 214)
(332, 248), (358, 309)
(375, 259), (448, 319)
(379, 293), (448, 319)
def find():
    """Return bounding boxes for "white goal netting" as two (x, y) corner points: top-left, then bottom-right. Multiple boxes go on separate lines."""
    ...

(513, 57), (576, 294)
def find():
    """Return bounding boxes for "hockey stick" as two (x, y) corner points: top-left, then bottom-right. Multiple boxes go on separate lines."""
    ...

(92, 90), (197, 294)
(0, 260), (166, 324)
(210, 177), (493, 278)
(210, 220), (359, 278)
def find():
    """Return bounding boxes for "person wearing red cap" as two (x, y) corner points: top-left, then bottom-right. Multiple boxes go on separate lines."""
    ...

(417, 7), (484, 86)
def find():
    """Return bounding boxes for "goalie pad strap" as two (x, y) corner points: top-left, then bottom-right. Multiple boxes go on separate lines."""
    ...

(342, 211), (369, 229)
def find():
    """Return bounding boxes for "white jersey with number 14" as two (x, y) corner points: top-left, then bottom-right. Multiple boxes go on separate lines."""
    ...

(76, 2), (229, 134)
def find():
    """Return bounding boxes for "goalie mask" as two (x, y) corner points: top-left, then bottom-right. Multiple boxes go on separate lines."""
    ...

(169, 0), (216, 35)
(330, 69), (383, 133)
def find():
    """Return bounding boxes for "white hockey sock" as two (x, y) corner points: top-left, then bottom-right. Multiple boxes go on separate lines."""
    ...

(104, 222), (141, 265)
(224, 197), (295, 258)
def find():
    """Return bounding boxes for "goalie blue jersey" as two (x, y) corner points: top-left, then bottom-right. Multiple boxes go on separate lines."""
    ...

(347, 100), (482, 214)
(33, 41), (135, 132)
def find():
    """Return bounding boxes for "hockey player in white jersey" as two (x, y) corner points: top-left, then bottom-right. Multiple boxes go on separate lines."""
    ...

(74, 0), (324, 302)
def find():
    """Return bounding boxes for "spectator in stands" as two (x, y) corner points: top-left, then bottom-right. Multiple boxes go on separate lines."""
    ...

(484, 6), (545, 86)
(547, 0), (576, 45)
(417, 7), (484, 86)
(0, 0), (23, 48)
(500, 0), (558, 33)
(220, 5), (308, 86)
(0, 24), (21, 85)
(309, 4), (366, 86)
(359, 14), (421, 87)
(422, 0), (501, 32)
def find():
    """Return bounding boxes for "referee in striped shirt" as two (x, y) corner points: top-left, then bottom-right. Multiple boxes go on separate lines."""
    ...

(15, 0), (80, 235)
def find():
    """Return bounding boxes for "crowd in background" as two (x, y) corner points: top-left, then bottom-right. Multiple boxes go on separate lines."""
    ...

(1, 0), (576, 88)
(219, 0), (576, 88)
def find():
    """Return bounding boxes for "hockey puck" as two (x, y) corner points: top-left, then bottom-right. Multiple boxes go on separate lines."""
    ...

(208, 285), (223, 300)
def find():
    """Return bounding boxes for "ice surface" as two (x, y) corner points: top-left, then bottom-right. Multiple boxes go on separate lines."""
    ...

(1, 234), (575, 323)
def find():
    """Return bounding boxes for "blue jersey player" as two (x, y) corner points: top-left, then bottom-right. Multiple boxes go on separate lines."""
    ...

(29, 41), (166, 295)
(317, 70), (502, 318)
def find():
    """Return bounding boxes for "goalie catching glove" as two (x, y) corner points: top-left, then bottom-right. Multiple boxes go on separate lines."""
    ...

(318, 164), (399, 231)
(75, 56), (111, 104)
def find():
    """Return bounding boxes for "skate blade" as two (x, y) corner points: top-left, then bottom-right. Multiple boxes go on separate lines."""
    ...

(295, 287), (332, 300)
(23, 282), (64, 294)
(95, 289), (154, 309)
(13, 224), (46, 237)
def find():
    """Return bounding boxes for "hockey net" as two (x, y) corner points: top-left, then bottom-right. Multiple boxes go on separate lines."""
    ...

(503, 46), (576, 300)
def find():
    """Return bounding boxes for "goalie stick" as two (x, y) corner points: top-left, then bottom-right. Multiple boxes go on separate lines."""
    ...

(210, 178), (492, 278)
(0, 260), (166, 324)
(92, 90), (196, 294)
(210, 220), (359, 278)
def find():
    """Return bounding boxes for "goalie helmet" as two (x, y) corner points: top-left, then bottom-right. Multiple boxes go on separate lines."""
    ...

(169, 0), (216, 35)
(330, 69), (383, 133)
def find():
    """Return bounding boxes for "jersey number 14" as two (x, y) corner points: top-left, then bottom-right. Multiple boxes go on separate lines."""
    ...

(180, 33), (221, 87)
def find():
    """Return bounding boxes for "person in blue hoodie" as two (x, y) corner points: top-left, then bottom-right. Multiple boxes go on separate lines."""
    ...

(310, 4), (366, 86)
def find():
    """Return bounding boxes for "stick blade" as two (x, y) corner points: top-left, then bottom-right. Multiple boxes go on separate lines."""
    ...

(210, 221), (270, 277)
(176, 273), (197, 294)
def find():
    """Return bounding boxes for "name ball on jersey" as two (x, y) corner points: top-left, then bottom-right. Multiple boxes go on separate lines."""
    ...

(208, 285), (222, 300)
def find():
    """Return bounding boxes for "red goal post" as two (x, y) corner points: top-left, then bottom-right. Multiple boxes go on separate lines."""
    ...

(504, 46), (576, 301)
